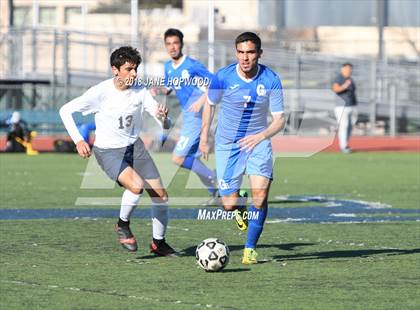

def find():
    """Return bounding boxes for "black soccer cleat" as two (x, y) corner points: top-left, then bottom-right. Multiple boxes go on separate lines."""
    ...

(150, 238), (178, 257)
(115, 223), (138, 252)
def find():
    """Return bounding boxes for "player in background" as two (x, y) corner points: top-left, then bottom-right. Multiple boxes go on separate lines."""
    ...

(332, 63), (357, 153)
(151, 28), (218, 205)
(59, 46), (177, 256)
(200, 32), (286, 264)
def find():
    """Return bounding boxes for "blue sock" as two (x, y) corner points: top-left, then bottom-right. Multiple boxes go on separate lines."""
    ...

(245, 205), (268, 249)
(181, 156), (217, 195)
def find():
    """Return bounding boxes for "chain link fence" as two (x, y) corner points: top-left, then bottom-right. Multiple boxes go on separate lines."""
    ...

(1, 27), (419, 135)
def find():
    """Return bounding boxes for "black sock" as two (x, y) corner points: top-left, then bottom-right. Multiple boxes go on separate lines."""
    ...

(118, 218), (129, 228)
(153, 238), (165, 245)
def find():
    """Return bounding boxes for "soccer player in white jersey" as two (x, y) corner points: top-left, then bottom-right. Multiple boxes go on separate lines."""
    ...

(200, 32), (286, 264)
(152, 29), (219, 205)
(59, 46), (177, 256)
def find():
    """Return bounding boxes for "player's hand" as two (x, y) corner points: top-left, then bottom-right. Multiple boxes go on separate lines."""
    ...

(188, 100), (203, 113)
(199, 139), (211, 161)
(238, 133), (265, 153)
(76, 140), (91, 159)
(156, 104), (169, 120)
(343, 79), (352, 89)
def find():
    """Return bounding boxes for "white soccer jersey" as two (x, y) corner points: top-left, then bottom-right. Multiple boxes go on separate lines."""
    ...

(59, 78), (162, 149)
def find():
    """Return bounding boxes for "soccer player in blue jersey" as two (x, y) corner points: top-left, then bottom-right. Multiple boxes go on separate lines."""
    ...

(200, 32), (286, 264)
(152, 28), (218, 204)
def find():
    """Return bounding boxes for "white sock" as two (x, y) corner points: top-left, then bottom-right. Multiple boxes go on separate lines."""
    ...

(120, 190), (141, 222)
(151, 202), (168, 240)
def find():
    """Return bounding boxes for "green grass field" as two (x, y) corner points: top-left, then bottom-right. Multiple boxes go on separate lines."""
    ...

(0, 152), (419, 309)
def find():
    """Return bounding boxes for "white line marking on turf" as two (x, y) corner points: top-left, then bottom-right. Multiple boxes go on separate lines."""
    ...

(348, 200), (392, 209)
(266, 218), (307, 223)
(330, 213), (357, 217)
(75, 197), (225, 206)
(2, 280), (239, 309)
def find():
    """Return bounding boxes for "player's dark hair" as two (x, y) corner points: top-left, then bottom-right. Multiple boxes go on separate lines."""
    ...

(164, 28), (184, 45)
(235, 32), (262, 51)
(110, 46), (141, 69)
(342, 62), (353, 68)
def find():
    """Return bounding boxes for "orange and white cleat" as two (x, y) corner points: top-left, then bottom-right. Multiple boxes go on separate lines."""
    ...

(114, 223), (138, 252)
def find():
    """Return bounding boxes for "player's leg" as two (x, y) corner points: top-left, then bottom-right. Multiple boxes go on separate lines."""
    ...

(93, 145), (143, 252)
(117, 167), (144, 225)
(342, 107), (353, 152)
(143, 178), (177, 256)
(220, 190), (249, 231)
(216, 145), (248, 229)
(242, 139), (273, 264)
(131, 139), (177, 256)
(242, 175), (271, 264)
(347, 107), (358, 149)
(335, 106), (347, 152)
(336, 106), (351, 152)
(173, 153), (217, 196)
(115, 166), (145, 252)
(173, 131), (218, 199)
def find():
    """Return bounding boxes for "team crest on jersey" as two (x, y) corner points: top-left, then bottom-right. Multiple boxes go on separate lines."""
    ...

(257, 84), (267, 96)
(218, 179), (230, 190)
(181, 69), (190, 80)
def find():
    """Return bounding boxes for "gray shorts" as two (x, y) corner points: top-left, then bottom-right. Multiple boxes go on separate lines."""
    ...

(93, 138), (160, 185)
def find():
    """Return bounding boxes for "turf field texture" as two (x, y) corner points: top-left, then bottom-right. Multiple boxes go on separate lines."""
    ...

(0, 152), (419, 309)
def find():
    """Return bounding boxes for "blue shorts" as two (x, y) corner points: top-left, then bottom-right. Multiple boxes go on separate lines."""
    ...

(215, 139), (273, 196)
(173, 120), (202, 158)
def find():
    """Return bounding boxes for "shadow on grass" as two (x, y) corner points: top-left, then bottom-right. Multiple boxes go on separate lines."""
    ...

(272, 248), (420, 261)
(180, 242), (316, 257)
(220, 268), (251, 273)
(134, 245), (420, 264)
(267, 196), (331, 205)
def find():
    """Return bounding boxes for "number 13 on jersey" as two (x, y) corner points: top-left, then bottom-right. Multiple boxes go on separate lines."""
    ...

(118, 115), (133, 129)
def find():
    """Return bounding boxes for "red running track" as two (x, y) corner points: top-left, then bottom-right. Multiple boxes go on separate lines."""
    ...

(0, 135), (419, 153)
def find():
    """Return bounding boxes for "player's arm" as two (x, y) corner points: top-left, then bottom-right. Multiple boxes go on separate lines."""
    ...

(150, 65), (173, 97)
(239, 113), (285, 152)
(188, 91), (207, 113)
(150, 86), (172, 97)
(143, 90), (172, 129)
(332, 79), (351, 93)
(188, 61), (214, 113)
(262, 113), (286, 139)
(59, 88), (99, 158)
(199, 70), (220, 160)
(239, 76), (285, 152)
(199, 101), (215, 161)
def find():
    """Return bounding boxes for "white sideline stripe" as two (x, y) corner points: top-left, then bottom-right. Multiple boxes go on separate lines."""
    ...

(75, 197), (213, 206)
(330, 213), (357, 217)
(2, 280), (230, 309)
(266, 218), (307, 223)
(349, 200), (392, 209)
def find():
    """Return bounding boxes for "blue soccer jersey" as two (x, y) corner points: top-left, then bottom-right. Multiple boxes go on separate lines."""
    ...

(208, 63), (284, 196)
(164, 56), (213, 112)
(164, 55), (213, 157)
(208, 63), (284, 145)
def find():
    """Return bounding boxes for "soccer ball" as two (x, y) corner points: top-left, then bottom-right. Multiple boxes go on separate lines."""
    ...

(195, 238), (230, 272)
